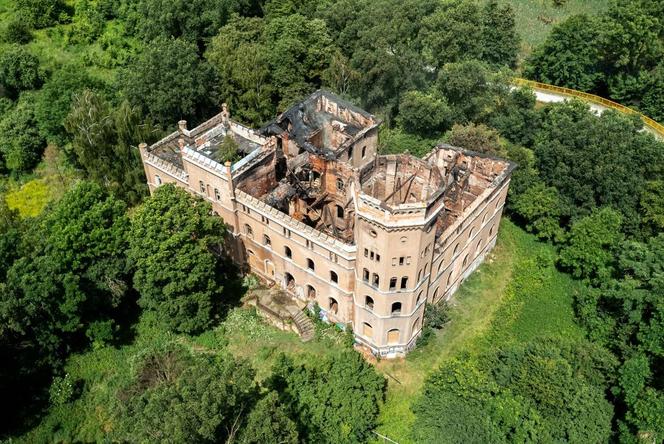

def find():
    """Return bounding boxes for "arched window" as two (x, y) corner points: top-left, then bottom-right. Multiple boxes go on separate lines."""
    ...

(482, 212), (487, 224)
(387, 329), (400, 345)
(307, 258), (315, 271)
(336, 178), (344, 190)
(476, 238), (484, 257)
(244, 224), (253, 237)
(389, 277), (397, 290)
(489, 224), (495, 237)
(400, 276), (408, 289)
(447, 272), (453, 286)
(463, 254), (469, 267)
(361, 145), (367, 158)
(263, 234), (271, 247)
(214, 188), (221, 200)
(199, 180), (205, 193)
(453, 243), (459, 255)
(155, 175), (162, 185)
(330, 271), (338, 283)
(329, 297), (339, 314)
(336, 205), (344, 218)
(469, 227), (475, 241)
(416, 291), (423, 304)
(417, 270), (422, 282)
(372, 273), (380, 287)
(363, 322), (373, 338)
(391, 302), (402, 315)
(247, 249), (255, 256)
(306, 285), (316, 299)
(438, 261), (444, 274)
(284, 273), (295, 289)
(365, 296), (374, 310)
(412, 318), (420, 336)
(432, 288), (439, 302)
(363, 268), (370, 282)
(284, 246), (292, 259)
(347, 146), (353, 160)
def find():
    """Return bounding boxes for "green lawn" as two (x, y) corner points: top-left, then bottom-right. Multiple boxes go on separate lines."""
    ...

(501, 0), (609, 59)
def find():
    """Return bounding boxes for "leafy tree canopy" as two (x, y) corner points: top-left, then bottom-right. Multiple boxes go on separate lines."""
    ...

(128, 184), (226, 334)
(269, 350), (386, 443)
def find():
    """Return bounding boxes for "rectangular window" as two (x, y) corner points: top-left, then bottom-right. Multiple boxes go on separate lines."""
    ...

(370, 251), (375, 260)
(376, 254), (380, 262)
(389, 277), (397, 291)
(364, 248), (369, 258)
(363, 269), (369, 282)
(392, 257), (397, 266)
(214, 188), (221, 200)
(199, 181), (205, 193)
(399, 256), (405, 266)
(400, 277), (408, 289)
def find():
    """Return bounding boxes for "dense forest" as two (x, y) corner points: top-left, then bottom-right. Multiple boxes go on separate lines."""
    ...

(0, 0), (663, 442)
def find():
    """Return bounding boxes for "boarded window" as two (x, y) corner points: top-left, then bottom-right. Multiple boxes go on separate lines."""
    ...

(387, 329), (400, 345)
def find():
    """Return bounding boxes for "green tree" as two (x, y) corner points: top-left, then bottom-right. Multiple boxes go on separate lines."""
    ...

(420, 0), (482, 69)
(0, 199), (22, 280)
(35, 65), (99, 146)
(214, 135), (240, 164)
(1, 181), (131, 360)
(128, 185), (226, 334)
(412, 339), (615, 443)
(436, 60), (509, 123)
(123, 0), (234, 47)
(114, 342), (258, 443)
(1, 18), (33, 44)
(525, 15), (604, 92)
(270, 350), (386, 443)
(559, 207), (623, 281)
(0, 97), (46, 172)
(640, 180), (664, 233)
(122, 36), (218, 126)
(601, 1), (663, 105)
(65, 90), (157, 204)
(511, 183), (564, 241)
(480, 0), (518, 67)
(0, 44), (43, 99)
(239, 392), (298, 444)
(206, 16), (274, 125)
(398, 90), (452, 137)
(16, 0), (68, 29)
(446, 123), (503, 156)
(640, 63), (664, 122)
(534, 101), (664, 234)
(487, 87), (540, 147)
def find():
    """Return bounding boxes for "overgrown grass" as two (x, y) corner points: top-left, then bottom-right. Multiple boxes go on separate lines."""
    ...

(372, 219), (585, 443)
(5, 178), (53, 217)
(502, 0), (609, 59)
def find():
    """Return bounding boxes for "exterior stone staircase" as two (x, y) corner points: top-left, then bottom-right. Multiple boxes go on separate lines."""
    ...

(290, 309), (315, 342)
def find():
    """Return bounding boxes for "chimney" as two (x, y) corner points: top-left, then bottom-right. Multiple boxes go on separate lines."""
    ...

(178, 120), (187, 134)
(138, 142), (147, 153)
(178, 138), (186, 152)
(221, 103), (230, 127)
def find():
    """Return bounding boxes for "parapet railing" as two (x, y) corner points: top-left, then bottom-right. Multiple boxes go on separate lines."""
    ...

(513, 77), (664, 140)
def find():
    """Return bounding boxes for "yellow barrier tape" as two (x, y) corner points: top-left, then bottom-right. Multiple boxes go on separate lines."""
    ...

(513, 77), (664, 139)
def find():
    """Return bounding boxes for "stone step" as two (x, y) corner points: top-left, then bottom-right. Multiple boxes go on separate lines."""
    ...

(290, 309), (315, 342)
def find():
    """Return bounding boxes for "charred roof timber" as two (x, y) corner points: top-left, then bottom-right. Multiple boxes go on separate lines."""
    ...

(260, 90), (381, 159)
(142, 90), (515, 247)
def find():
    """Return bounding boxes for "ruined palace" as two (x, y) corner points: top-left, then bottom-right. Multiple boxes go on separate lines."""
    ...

(139, 91), (515, 357)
